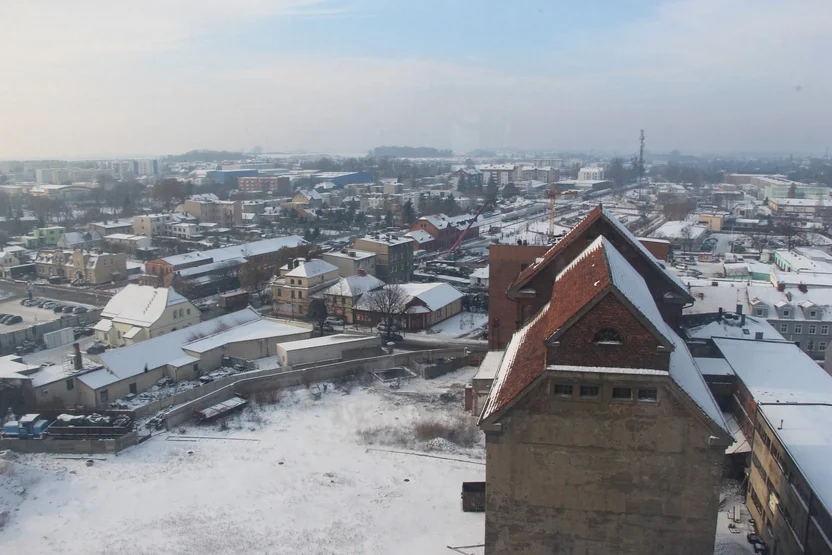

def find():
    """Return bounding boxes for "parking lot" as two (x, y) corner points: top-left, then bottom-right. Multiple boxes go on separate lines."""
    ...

(0, 298), (95, 333)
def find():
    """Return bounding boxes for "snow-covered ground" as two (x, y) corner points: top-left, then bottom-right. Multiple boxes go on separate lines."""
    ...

(714, 480), (756, 555)
(0, 368), (485, 555)
(423, 311), (488, 339)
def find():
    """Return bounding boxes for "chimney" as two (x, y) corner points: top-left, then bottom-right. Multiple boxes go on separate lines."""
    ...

(741, 313), (746, 326)
(73, 342), (82, 370)
(357, 268), (367, 277)
(718, 307), (723, 321)
(349, 250), (356, 257)
(736, 304), (743, 316)
(755, 332), (763, 340)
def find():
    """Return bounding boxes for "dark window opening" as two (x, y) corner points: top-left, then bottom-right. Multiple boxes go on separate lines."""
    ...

(638, 388), (658, 402)
(612, 387), (632, 400)
(128, 382), (137, 395)
(553, 384), (573, 397)
(580, 385), (599, 398)
(66, 379), (74, 391)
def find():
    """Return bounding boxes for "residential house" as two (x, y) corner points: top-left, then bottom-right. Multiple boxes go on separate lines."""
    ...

(93, 284), (199, 346)
(183, 197), (242, 227)
(290, 190), (323, 209)
(352, 235), (414, 284)
(57, 231), (102, 250)
(322, 249), (377, 277)
(0, 250), (21, 278)
(32, 226), (66, 246)
(271, 258), (340, 318)
(86, 218), (133, 237)
(478, 232), (730, 555)
(746, 285), (832, 361)
(133, 213), (175, 237)
(353, 282), (463, 331)
(403, 229), (435, 252)
(480, 164), (516, 187)
(102, 233), (153, 252)
(322, 271), (384, 324)
(35, 249), (127, 284)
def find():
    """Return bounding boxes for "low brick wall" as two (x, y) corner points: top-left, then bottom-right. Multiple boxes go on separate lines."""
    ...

(163, 347), (468, 429)
(0, 431), (139, 455)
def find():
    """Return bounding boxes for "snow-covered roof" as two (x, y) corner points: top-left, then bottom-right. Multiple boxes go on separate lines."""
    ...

(399, 282), (463, 312)
(100, 284), (191, 327)
(713, 338), (832, 404)
(184, 318), (308, 353)
(470, 266), (489, 280)
(324, 249), (376, 260)
(176, 258), (246, 278)
(276, 334), (376, 352)
(0, 355), (33, 381)
(419, 215), (449, 230)
(160, 236), (307, 268)
(123, 327), (142, 339)
(758, 404), (832, 516)
(92, 319), (113, 332)
(665, 325), (730, 435)
(693, 357), (734, 377)
(84, 308), (308, 389)
(774, 250), (832, 273)
(323, 274), (384, 298)
(685, 314), (784, 342)
(285, 259), (338, 278)
(773, 271), (832, 289)
(747, 285), (832, 321)
(651, 221), (708, 240)
(474, 350), (504, 381)
(404, 230), (434, 244)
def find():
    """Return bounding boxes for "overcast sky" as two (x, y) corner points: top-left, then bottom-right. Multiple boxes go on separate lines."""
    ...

(1, 0), (830, 159)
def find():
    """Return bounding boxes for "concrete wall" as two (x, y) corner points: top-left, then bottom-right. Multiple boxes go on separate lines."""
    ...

(0, 431), (139, 454)
(0, 311), (101, 356)
(162, 347), (467, 429)
(412, 355), (467, 379)
(483, 376), (724, 555)
(279, 336), (381, 369)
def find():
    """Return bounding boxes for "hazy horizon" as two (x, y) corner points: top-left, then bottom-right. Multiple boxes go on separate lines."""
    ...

(3, 0), (831, 160)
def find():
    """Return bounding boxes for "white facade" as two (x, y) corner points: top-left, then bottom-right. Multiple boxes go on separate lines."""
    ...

(578, 167), (605, 181)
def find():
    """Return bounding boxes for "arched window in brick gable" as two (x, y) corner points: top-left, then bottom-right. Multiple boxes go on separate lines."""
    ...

(593, 327), (623, 345)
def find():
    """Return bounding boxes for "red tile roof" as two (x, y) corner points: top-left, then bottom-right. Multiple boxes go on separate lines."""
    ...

(482, 238), (611, 420)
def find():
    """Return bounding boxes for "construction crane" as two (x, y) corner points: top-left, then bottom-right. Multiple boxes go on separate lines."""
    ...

(548, 183), (559, 237)
(445, 197), (495, 256)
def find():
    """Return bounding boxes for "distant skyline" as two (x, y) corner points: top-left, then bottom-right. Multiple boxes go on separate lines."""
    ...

(2, 0), (831, 159)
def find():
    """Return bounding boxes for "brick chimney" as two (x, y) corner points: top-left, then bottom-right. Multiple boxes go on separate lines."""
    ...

(73, 342), (83, 370)
(357, 268), (367, 277)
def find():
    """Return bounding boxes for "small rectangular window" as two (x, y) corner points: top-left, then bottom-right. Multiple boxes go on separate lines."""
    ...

(783, 310), (791, 318)
(638, 388), (658, 402)
(579, 385), (599, 398)
(794, 324), (802, 334)
(809, 325), (817, 334)
(553, 384), (573, 397)
(780, 323), (789, 333)
(612, 387), (632, 400)
(822, 325), (829, 335)
(66, 379), (74, 391)
(129, 382), (137, 395)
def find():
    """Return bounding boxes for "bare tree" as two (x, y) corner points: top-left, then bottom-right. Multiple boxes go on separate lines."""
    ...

(363, 284), (408, 339)
(308, 298), (329, 336)
(680, 225), (693, 252)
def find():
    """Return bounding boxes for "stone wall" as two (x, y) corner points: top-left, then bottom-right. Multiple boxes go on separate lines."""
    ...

(412, 355), (468, 379)
(0, 431), (139, 455)
(484, 376), (724, 555)
(162, 347), (468, 429)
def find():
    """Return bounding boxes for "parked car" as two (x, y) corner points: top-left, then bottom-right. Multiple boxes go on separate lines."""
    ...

(62, 306), (75, 313)
(53, 305), (65, 313)
(325, 317), (344, 327)
(86, 343), (107, 355)
(0, 315), (15, 324)
(73, 306), (87, 314)
(42, 302), (56, 309)
(4, 315), (22, 325)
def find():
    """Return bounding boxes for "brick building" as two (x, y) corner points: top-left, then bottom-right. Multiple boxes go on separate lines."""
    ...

(490, 205), (693, 350)
(478, 226), (730, 554)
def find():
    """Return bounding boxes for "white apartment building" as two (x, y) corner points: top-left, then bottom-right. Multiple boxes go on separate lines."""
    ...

(578, 167), (605, 181)
(480, 164), (517, 186)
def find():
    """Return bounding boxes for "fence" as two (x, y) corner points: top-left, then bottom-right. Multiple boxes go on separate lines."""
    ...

(0, 431), (139, 455)
(162, 347), (468, 429)
(0, 310), (101, 356)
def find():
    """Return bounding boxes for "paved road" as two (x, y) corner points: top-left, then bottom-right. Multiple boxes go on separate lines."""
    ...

(0, 280), (110, 307)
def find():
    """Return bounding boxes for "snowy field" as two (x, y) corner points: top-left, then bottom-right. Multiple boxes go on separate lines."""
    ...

(0, 369), (485, 555)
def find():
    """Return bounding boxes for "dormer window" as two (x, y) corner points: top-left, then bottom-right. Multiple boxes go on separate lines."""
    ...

(782, 309), (791, 318)
(810, 310), (817, 318)
(593, 328), (623, 344)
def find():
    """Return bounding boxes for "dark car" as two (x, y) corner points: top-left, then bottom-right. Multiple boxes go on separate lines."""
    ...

(62, 306), (75, 313)
(53, 305), (65, 313)
(4, 315), (23, 325)
(0, 315), (14, 324)
(86, 343), (107, 355)
(73, 306), (88, 314)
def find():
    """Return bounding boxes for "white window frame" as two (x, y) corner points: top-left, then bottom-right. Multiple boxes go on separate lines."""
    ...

(780, 323), (789, 333)
(794, 324), (803, 334)
(809, 325), (817, 335)
(822, 325), (829, 335)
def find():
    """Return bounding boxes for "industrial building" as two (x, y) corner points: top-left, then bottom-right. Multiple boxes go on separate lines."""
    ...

(275, 334), (380, 370)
